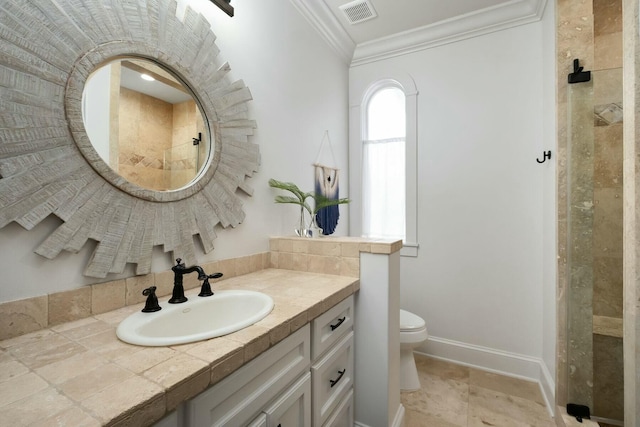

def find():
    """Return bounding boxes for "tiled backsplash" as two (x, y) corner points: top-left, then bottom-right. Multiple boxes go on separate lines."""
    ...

(0, 236), (402, 342)
(0, 253), (268, 341)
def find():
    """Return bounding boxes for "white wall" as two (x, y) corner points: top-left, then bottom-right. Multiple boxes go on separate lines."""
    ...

(349, 8), (556, 390)
(0, 0), (349, 303)
(82, 64), (111, 163)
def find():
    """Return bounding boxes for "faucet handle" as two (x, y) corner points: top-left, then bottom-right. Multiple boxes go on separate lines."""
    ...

(141, 286), (161, 312)
(198, 273), (223, 297)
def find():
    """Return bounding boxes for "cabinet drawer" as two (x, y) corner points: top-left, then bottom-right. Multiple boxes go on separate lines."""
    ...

(311, 331), (354, 427)
(311, 296), (353, 360)
(248, 414), (267, 427)
(264, 372), (311, 427)
(186, 324), (310, 427)
(322, 388), (353, 427)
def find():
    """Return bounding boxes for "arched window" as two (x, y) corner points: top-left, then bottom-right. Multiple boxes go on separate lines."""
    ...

(362, 86), (406, 240)
(349, 75), (418, 256)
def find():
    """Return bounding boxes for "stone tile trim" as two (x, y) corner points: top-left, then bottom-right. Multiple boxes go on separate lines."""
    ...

(0, 269), (359, 427)
(0, 237), (400, 342)
(0, 253), (269, 342)
(268, 236), (403, 277)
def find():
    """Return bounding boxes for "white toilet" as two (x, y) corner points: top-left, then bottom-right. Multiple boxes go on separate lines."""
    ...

(399, 309), (428, 391)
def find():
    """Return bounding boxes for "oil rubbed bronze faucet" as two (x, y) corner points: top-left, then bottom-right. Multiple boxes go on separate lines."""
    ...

(169, 258), (208, 304)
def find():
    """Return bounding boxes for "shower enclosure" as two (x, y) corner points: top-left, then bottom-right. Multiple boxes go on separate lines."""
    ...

(566, 63), (624, 425)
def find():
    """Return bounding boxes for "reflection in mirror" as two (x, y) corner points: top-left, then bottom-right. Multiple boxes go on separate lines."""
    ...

(82, 58), (209, 191)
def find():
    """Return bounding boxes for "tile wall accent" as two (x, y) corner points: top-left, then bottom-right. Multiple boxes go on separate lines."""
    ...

(268, 236), (403, 278)
(0, 237), (399, 343)
(0, 253), (269, 342)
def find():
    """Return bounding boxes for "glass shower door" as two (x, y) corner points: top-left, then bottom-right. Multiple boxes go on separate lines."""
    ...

(566, 66), (624, 425)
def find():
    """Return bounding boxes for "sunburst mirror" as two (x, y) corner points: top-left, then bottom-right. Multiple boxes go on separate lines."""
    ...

(0, 0), (259, 278)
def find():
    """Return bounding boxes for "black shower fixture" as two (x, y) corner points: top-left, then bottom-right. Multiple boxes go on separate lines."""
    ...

(568, 58), (591, 84)
(210, 0), (234, 17)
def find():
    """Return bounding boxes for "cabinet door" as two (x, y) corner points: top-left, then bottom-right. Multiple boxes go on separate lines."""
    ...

(186, 325), (310, 427)
(265, 372), (311, 427)
(153, 410), (180, 427)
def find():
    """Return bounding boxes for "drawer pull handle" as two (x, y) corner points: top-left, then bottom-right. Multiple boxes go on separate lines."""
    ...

(330, 369), (346, 388)
(330, 317), (346, 331)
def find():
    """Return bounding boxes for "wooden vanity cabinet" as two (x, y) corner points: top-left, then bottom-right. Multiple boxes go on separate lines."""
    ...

(185, 324), (311, 427)
(310, 296), (354, 427)
(155, 295), (355, 427)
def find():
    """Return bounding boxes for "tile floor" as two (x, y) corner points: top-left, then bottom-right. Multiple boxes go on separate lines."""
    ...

(402, 354), (555, 426)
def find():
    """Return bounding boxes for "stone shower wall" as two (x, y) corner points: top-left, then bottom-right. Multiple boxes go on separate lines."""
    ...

(557, 0), (624, 421)
(591, 1), (624, 418)
(168, 100), (202, 189)
(118, 86), (173, 190)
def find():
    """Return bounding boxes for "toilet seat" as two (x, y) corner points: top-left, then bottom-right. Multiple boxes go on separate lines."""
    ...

(400, 309), (425, 332)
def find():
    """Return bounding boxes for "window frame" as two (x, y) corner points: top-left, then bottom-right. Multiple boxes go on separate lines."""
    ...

(349, 75), (419, 257)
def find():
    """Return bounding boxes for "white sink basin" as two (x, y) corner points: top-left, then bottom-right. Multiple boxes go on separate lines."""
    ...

(116, 290), (274, 346)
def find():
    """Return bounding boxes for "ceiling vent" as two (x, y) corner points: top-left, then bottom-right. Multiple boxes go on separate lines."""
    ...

(339, 0), (377, 25)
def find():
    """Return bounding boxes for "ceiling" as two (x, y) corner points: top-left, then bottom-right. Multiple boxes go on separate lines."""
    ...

(292, 0), (547, 65)
(322, 0), (513, 45)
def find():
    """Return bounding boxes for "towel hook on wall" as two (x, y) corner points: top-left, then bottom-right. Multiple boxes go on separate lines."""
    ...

(537, 151), (552, 164)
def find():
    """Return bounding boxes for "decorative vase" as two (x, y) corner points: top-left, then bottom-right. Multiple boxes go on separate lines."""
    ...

(308, 214), (323, 238)
(294, 206), (308, 237)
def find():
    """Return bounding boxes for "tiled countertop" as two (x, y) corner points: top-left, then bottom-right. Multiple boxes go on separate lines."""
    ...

(0, 268), (359, 426)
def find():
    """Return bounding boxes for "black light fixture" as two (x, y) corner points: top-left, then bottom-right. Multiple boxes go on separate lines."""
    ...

(210, 0), (234, 17)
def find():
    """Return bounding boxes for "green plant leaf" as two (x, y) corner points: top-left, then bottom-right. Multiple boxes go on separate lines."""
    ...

(269, 178), (314, 213)
(311, 193), (350, 214)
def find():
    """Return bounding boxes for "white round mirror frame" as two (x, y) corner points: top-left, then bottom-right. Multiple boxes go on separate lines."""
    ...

(0, 0), (260, 278)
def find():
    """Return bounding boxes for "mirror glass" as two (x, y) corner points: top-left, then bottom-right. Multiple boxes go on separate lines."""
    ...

(82, 58), (210, 191)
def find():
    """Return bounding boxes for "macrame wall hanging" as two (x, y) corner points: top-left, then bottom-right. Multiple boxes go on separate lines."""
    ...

(314, 131), (340, 235)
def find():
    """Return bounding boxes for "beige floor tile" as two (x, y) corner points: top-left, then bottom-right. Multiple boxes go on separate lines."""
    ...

(406, 354), (556, 427)
(402, 377), (469, 426)
(415, 354), (470, 382)
(468, 385), (553, 427)
(404, 407), (465, 427)
(469, 368), (546, 405)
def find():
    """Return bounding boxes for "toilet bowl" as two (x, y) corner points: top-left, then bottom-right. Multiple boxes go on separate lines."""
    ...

(400, 309), (428, 391)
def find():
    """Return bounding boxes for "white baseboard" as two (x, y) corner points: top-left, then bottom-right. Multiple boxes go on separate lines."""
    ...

(421, 336), (556, 416)
(391, 404), (405, 427)
(355, 404), (405, 427)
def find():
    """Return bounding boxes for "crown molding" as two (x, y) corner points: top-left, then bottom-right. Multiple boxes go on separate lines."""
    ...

(288, 0), (356, 64)
(292, 0), (547, 68)
(351, 0), (547, 66)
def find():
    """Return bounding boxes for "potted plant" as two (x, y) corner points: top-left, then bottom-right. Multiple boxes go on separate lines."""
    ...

(268, 178), (349, 236)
